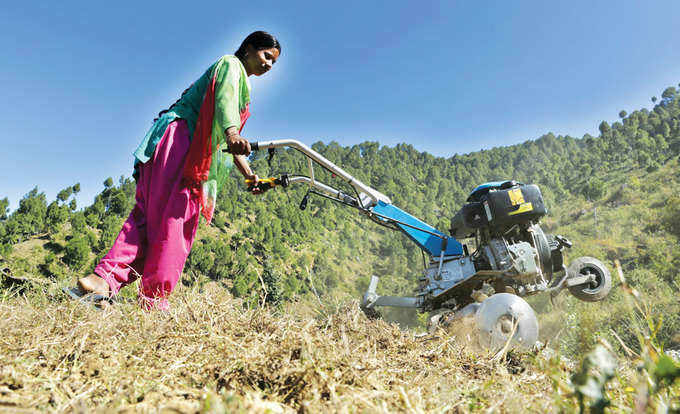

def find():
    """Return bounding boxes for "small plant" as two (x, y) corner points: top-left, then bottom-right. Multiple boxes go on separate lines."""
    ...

(561, 260), (680, 412)
(570, 342), (617, 413)
(612, 259), (680, 411)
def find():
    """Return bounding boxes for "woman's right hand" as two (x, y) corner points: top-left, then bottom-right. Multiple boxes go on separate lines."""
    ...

(226, 131), (251, 155)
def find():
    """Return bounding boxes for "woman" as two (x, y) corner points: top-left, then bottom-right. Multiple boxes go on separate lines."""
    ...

(74, 31), (281, 310)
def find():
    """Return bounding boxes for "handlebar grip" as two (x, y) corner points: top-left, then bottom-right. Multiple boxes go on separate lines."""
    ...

(221, 141), (259, 153)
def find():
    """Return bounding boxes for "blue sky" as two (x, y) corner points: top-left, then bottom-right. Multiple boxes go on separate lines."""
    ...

(2, 1), (679, 210)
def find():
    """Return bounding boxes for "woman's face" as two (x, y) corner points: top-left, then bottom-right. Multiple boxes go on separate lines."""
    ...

(244, 45), (280, 76)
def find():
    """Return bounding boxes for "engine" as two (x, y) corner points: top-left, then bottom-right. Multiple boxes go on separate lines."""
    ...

(416, 181), (572, 310)
(452, 179), (571, 279)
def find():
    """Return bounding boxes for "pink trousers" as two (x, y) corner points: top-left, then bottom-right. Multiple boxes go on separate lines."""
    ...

(95, 120), (200, 310)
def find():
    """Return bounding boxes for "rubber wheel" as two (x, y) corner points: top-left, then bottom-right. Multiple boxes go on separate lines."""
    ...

(567, 256), (612, 302)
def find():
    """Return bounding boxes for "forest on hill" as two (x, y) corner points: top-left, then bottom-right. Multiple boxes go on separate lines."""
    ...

(2, 85), (680, 348)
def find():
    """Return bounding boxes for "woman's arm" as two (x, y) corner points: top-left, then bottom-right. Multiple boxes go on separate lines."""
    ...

(226, 126), (261, 193)
(233, 154), (262, 194)
(226, 126), (255, 179)
(233, 154), (255, 180)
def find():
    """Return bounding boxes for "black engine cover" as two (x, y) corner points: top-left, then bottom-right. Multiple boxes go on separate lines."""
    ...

(484, 183), (547, 230)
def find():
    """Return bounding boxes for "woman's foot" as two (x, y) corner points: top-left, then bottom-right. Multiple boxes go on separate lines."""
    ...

(77, 273), (110, 297)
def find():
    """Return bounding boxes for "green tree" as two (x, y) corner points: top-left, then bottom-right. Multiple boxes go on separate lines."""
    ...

(45, 201), (69, 234)
(56, 187), (73, 202)
(598, 121), (611, 137)
(12, 187), (48, 239)
(0, 198), (8, 221)
(187, 240), (214, 275)
(0, 243), (12, 257)
(71, 212), (87, 233)
(664, 196), (680, 238)
(98, 215), (122, 253)
(583, 178), (606, 200)
(211, 238), (234, 280)
(261, 257), (283, 306)
(661, 87), (677, 105)
(63, 236), (90, 269)
(40, 252), (66, 278)
(85, 198), (105, 227)
(108, 191), (130, 216)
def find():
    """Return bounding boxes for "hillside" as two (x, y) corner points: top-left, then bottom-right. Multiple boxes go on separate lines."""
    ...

(0, 279), (676, 412)
(1, 86), (680, 411)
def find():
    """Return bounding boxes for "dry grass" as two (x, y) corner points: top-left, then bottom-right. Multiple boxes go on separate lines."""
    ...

(0, 280), (567, 413)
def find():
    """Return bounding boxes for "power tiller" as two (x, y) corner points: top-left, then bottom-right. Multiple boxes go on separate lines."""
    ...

(231, 140), (612, 350)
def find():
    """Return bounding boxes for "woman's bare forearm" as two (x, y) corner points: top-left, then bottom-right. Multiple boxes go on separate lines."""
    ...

(225, 126), (257, 187)
(233, 154), (254, 178)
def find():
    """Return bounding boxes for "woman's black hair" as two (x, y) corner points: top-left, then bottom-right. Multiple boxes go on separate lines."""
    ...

(234, 31), (281, 61)
(154, 31), (280, 122)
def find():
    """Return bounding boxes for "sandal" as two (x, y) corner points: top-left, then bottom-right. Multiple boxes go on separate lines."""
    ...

(63, 286), (115, 309)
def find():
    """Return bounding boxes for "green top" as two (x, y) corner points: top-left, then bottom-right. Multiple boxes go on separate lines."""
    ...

(133, 55), (251, 165)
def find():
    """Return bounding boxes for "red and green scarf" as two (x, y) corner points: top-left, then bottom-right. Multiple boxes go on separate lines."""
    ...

(182, 58), (250, 223)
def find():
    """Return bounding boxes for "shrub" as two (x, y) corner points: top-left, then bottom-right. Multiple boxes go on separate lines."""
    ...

(664, 196), (680, 237)
(45, 202), (69, 234)
(63, 236), (90, 269)
(70, 212), (87, 233)
(261, 257), (283, 306)
(98, 215), (123, 253)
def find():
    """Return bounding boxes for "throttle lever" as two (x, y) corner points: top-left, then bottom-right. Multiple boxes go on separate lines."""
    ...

(245, 175), (290, 193)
